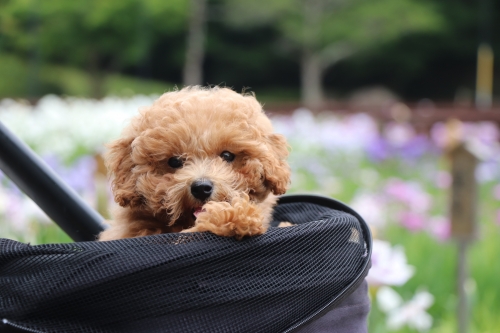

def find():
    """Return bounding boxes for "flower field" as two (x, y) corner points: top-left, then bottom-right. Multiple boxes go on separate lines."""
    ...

(1, 95), (499, 332)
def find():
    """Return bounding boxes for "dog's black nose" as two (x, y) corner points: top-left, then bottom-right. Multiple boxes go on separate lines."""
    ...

(191, 179), (213, 201)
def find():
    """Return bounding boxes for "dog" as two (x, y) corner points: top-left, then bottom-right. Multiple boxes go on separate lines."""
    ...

(99, 86), (290, 241)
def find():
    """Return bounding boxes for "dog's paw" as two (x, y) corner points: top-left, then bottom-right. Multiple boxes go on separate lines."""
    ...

(277, 221), (294, 227)
(183, 195), (266, 240)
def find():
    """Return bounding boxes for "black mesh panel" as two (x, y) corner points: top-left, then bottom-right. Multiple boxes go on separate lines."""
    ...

(0, 196), (371, 333)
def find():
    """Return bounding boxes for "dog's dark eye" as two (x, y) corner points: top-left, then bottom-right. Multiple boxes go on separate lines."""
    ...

(168, 157), (183, 169)
(220, 151), (235, 162)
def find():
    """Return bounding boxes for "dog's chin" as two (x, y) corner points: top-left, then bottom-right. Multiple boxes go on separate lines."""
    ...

(164, 212), (194, 232)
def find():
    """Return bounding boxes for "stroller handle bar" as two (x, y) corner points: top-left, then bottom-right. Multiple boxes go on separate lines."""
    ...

(0, 121), (105, 241)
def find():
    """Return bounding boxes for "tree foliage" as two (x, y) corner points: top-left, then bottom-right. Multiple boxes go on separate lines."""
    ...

(1, 0), (188, 64)
(1, 0), (189, 96)
(225, 0), (443, 106)
(0, 0), (495, 101)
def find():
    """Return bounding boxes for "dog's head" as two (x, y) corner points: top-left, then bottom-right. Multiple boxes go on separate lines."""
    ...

(106, 86), (290, 225)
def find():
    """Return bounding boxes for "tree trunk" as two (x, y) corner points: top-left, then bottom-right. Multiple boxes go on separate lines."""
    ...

(183, 0), (207, 86)
(300, 0), (324, 109)
(88, 49), (104, 99)
(301, 49), (324, 109)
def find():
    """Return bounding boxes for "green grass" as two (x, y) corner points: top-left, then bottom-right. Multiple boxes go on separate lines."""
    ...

(367, 217), (500, 333)
(2, 220), (73, 245)
(32, 222), (74, 244)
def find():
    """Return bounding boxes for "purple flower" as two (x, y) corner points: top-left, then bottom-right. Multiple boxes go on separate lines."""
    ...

(367, 138), (391, 162)
(41, 154), (96, 195)
(384, 179), (431, 213)
(366, 129), (437, 162)
(65, 156), (96, 194)
(304, 159), (329, 179)
(494, 185), (500, 201)
(463, 122), (499, 145)
(42, 154), (64, 174)
(400, 212), (426, 232)
(398, 135), (434, 160)
(427, 216), (451, 242)
(435, 171), (451, 189)
(3, 191), (27, 233)
(429, 122), (448, 149)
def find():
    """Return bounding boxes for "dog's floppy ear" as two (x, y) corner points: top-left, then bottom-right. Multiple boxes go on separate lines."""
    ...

(105, 137), (143, 207)
(262, 133), (291, 195)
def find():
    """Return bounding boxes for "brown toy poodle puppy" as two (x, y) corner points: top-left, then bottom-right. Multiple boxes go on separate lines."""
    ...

(99, 86), (290, 241)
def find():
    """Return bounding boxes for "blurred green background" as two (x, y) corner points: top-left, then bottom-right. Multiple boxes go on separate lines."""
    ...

(0, 0), (498, 105)
(1, 1), (499, 333)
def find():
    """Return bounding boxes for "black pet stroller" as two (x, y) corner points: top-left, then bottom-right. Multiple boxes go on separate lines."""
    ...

(0, 122), (372, 333)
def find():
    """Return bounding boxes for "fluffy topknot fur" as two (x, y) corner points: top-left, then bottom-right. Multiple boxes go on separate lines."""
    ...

(99, 86), (290, 240)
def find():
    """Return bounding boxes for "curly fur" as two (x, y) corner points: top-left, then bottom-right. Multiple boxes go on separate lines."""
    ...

(99, 86), (290, 241)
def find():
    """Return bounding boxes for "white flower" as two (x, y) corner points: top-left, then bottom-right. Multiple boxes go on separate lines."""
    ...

(377, 286), (434, 332)
(350, 192), (387, 229)
(367, 239), (415, 286)
(384, 122), (415, 147)
(272, 109), (379, 154)
(0, 94), (156, 160)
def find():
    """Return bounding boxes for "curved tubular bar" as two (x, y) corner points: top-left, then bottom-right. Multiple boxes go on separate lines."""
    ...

(0, 121), (106, 241)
